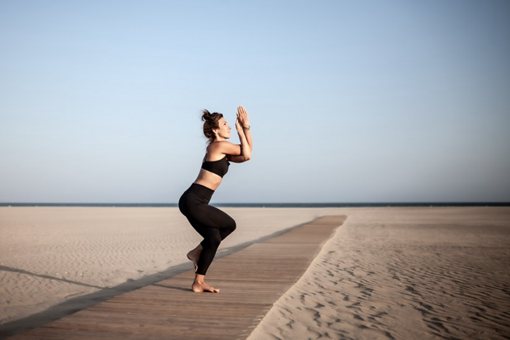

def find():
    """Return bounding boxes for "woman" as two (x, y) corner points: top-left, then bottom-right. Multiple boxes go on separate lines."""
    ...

(178, 105), (252, 293)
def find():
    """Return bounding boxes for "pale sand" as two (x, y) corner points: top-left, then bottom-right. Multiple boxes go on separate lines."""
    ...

(248, 207), (510, 340)
(2, 207), (510, 339)
(0, 206), (347, 325)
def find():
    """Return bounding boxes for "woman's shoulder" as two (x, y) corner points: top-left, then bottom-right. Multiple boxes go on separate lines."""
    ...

(207, 141), (240, 158)
(205, 142), (227, 159)
(207, 141), (234, 152)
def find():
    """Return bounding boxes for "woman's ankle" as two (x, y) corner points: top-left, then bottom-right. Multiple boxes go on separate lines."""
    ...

(194, 274), (205, 284)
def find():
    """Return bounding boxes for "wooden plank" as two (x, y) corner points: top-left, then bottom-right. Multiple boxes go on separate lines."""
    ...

(6, 215), (346, 340)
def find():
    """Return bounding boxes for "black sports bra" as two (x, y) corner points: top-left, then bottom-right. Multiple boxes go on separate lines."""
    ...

(201, 155), (230, 178)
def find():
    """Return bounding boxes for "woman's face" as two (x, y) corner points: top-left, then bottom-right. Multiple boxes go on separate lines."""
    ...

(214, 117), (231, 139)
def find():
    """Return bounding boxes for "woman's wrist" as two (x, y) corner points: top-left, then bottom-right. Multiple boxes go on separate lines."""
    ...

(243, 123), (251, 129)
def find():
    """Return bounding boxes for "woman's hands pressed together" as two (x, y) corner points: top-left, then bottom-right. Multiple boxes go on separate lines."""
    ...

(236, 106), (250, 129)
(233, 105), (252, 161)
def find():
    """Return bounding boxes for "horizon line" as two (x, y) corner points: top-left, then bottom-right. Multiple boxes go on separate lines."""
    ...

(1, 202), (509, 207)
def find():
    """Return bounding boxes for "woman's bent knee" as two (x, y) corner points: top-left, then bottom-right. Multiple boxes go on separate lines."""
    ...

(228, 218), (236, 232)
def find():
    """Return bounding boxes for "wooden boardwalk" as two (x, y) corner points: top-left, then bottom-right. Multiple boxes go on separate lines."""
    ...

(6, 215), (346, 340)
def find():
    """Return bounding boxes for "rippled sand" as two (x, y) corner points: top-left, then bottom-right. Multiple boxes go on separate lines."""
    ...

(248, 207), (510, 340)
(2, 207), (509, 338)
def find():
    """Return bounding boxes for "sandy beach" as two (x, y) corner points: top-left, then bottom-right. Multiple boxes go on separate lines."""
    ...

(248, 207), (510, 339)
(1, 207), (510, 339)
(0, 206), (344, 325)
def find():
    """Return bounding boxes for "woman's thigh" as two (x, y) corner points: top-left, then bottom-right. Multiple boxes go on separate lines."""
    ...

(189, 203), (235, 231)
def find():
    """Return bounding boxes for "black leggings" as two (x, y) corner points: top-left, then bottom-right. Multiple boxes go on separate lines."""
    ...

(178, 183), (236, 275)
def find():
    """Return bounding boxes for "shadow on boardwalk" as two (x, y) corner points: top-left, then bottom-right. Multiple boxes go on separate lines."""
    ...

(2, 215), (346, 340)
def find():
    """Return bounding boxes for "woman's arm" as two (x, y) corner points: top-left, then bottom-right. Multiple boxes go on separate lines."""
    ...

(226, 106), (252, 162)
(233, 118), (251, 161)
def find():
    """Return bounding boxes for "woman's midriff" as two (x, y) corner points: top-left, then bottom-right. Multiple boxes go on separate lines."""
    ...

(194, 169), (222, 191)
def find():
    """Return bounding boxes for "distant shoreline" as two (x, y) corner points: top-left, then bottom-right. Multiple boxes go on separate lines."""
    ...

(1, 202), (509, 207)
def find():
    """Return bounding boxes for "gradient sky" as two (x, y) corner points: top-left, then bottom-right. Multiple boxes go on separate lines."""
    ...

(1, 0), (509, 203)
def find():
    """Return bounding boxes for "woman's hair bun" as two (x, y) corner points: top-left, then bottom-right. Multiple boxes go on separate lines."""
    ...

(202, 109), (213, 122)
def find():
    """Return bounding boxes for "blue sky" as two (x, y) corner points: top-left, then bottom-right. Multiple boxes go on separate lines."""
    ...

(1, 0), (509, 203)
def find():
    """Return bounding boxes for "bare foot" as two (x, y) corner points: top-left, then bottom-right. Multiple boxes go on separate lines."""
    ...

(186, 244), (202, 272)
(192, 281), (220, 293)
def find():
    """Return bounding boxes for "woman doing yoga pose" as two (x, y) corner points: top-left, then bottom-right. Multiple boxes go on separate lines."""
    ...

(178, 106), (252, 293)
